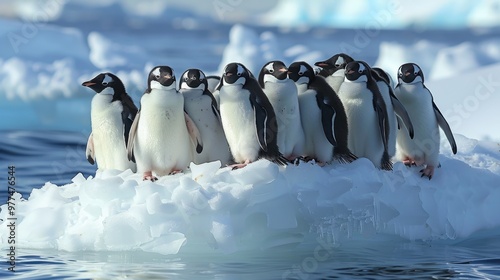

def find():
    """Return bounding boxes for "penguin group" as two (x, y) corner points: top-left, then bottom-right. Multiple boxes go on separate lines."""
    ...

(81, 53), (457, 181)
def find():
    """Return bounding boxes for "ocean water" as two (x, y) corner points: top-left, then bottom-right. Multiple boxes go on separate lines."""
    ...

(1, 131), (500, 279)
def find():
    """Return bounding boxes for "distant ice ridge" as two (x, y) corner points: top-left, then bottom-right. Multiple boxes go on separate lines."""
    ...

(4, 0), (500, 29)
(1, 135), (499, 255)
(262, 0), (500, 29)
(217, 24), (326, 75)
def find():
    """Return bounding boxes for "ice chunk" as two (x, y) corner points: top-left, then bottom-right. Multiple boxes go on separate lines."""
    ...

(190, 161), (222, 184)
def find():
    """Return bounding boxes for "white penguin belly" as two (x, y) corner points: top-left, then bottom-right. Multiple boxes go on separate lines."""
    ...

(338, 82), (384, 166)
(395, 86), (440, 166)
(135, 91), (192, 175)
(91, 95), (135, 171)
(298, 89), (333, 162)
(183, 90), (230, 165)
(325, 76), (344, 93)
(219, 85), (261, 163)
(264, 81), (305, 157)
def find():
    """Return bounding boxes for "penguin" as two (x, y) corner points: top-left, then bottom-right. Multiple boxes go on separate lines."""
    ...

(258, 60), (305, 160)
(179, 69), (231, 165)
(206, 75), (221, 94)
(82, 72), (138, 172)
(371, 67), (396, 89)
(370, 67), (415, 158)
(315, 53), (355, 93)
(127, 66), (203, 181)
(288, 61), (357, 164)
(394, 63), (457, 179)
(337, 61), (392, 170)
(217, 62), (288, 169)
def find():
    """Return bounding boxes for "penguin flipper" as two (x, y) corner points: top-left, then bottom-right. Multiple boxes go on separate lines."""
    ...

(86, 133), (95, 165)
(375, 99), (393, 170)
(207, 91), (222, 123)
(317, 96), (338, 147)
(433, 102), (457, 154)
(252, 101), (270, 152)
(391, 95), (414, 139)
(127, 110), (140, 162)
(123, 93), (139, 119)
(185, 111), (203, 154)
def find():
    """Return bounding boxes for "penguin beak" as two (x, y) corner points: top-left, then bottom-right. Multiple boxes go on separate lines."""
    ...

(347, 69), (355, 75)
(277, 67), (288, 79)
(404, 71), (411, 77)
(82, 81), (95, 87)
(225, 72), (233, 77)
(314, 62), (329, 68)
(164, 74), (172, 79)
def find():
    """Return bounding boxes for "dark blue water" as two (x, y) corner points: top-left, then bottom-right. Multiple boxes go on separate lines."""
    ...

(1, 130), (500, 279)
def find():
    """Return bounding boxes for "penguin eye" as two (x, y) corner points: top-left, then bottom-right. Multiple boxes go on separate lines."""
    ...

(269, 69), (274, 73)
(155, 75), (160, 79)
(414, 71), (419, 76)
(102, 82), (107, 86)
(335, 64), (340, 68)
(237, 72), (242, 77)
(298, 71), (304, 76)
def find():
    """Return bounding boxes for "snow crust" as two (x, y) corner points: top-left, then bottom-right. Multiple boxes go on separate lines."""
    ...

(1, 137), (499, 255)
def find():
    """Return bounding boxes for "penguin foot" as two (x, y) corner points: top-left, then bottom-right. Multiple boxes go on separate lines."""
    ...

(403, 158), (424, 167)
(420, 165), (435, 180)
(169, 170), (183, 175)
(143, 172), (158, 182)
(403, 159), (414, 167)
(292, 156), (306, 165)
(230, 159), (251, 170)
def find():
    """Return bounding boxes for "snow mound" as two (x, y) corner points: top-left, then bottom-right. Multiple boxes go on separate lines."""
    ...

(374, 39), (500, 81)
(217, 25), (324, 75)
(1, 136), (500, 255)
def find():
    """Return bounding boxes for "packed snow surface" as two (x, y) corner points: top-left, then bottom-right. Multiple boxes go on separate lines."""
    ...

(1, 136), (499, 255)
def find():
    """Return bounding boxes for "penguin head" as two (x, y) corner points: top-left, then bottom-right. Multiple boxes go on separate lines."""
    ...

(180, 69), (207, 91)
(258, 60), (288, 87)
(398, 63), (424, 84)
(315, 53), (354, 77)
(288, 61), (315, 85)
(147, 66), (176, 91)
(344, 61), (371, 83)
(82, 72), (124, 96)
(223, 63), (250, 85)
(371, 67), (391, 84)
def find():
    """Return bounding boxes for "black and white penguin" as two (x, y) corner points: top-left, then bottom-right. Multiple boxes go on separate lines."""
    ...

(337, 61), (392, 170)
(371, 67), (415, 158)
(207, 75), (222, 109)
(179, 69), (231, 165)
(82, 72), (138, 172)
(315, 53), (355, 93)
(258, 60), (305, 160)
(127, 66), (202, 181)
(206, 75), (221, 94)
(217, 62), (288, 169)
(288, 61), (357, 164)
(394, 63), (457, 179)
